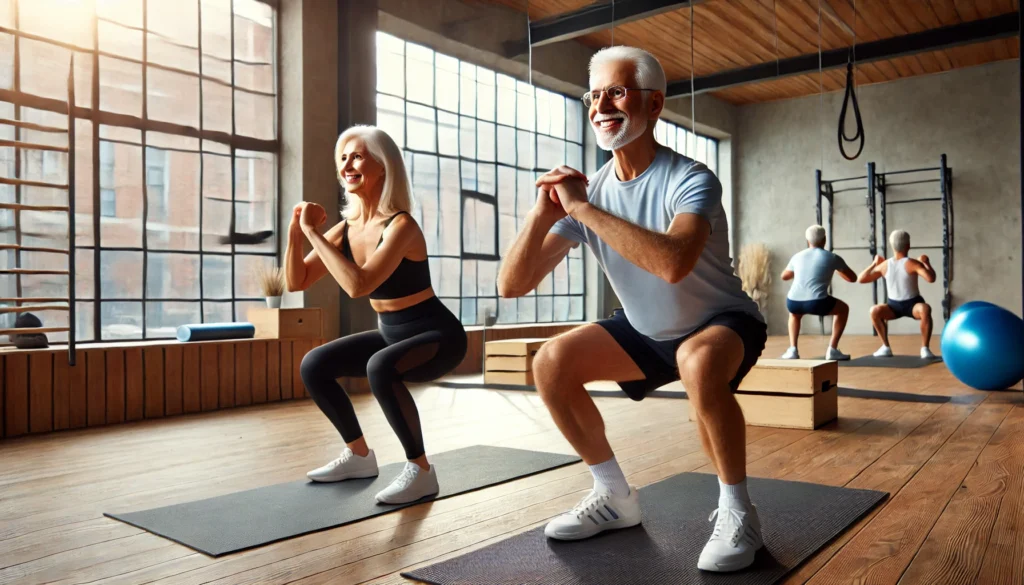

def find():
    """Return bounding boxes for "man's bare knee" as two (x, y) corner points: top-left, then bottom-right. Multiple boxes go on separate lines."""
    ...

(532, 342), (576, 400)
(833, 300), (849, 315)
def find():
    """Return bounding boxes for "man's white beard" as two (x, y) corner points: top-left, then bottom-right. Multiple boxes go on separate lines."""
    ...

(593, 114), (646, 151)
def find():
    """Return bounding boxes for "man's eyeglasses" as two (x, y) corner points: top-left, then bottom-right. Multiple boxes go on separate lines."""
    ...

(581, 86), (657, 107)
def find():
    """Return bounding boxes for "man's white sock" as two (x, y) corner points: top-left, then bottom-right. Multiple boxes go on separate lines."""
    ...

(590, 457), (630, 497)
(719, 477), (751, 510)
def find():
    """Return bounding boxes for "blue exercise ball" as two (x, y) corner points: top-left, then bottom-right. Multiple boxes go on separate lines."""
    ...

(941, 304), (1024, 391)
(950, 300), (997, 320)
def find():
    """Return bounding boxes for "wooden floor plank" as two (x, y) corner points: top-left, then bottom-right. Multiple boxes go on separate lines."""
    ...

(804, 402), (1012, 584)
(899, 405), (1024, 584)
(972, 405), (1024, 585)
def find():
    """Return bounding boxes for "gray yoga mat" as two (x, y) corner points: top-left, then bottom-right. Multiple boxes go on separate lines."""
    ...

(436, 380), (972, 404)
(105, 445), (580, 557)
(405, 472), (887, 585)
(835, 355), (943, 368)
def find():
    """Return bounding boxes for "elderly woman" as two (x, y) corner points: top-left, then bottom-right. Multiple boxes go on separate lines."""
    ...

(286, 125), (467, 505)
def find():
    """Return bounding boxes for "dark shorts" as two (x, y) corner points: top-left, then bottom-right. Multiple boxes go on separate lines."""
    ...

(786, 296), (838, 317)
(887, 295), (926, 319)
(596, 309), (768, 401)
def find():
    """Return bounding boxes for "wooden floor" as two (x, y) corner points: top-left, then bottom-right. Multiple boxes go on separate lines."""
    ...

(1, 335), (1022, 585)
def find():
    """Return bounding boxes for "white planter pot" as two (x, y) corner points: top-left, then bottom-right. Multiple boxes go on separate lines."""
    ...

(265, 295), (282, 309)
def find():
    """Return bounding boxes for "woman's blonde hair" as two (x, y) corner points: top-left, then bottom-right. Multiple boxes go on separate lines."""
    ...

(335, 125), (412, 220)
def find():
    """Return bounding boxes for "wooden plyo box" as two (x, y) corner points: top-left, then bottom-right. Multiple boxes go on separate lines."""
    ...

(248, 308), (323, 340)
(689, 359), (839, 430)
(483, 338), (547, 386)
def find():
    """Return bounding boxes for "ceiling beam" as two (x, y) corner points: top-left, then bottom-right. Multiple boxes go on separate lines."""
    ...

(529, 0), (705, 47)
(666, 12), (1019, 97)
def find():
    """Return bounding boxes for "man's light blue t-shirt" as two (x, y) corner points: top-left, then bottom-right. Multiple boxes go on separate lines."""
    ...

(784, 247), (850, 301)
(550, 146), (761, 341)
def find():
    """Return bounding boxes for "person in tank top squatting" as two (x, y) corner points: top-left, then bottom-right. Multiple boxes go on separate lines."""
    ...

(779, 224), (859, 361)
(856, 229), (937, 359)
(285, 125), (467, 505)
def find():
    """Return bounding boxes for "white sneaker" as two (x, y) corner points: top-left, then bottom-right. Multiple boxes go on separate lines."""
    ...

(921, 347), (937, 359)
(306, 448), (379, 482)
(780, 347), (799, 360)
(375, 462), (439, 504)
(697, 505), (764, 572)
(873, 345), (893, 358)
(544, 483), (642, 540)
(825, 347), (850, 361)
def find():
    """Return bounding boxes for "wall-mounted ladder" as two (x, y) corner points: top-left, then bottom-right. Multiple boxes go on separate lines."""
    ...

(0, 58), (76, 365)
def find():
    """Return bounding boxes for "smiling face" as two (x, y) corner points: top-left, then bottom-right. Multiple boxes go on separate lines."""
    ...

(337, 138), (386, 196)
(588, 60), (651, 151)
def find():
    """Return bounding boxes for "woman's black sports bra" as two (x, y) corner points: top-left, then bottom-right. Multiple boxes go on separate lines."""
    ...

(340, 211), (432, 300)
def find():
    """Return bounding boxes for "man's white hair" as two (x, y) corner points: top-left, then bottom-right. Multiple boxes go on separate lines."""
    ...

(805, 225), (826, 247)
(589, 46), (667, 97)
(889, 229), (911, 254)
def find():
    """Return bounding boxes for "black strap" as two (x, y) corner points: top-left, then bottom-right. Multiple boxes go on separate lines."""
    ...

(378, 211), (410, 246)
(838, 58), (865, 161)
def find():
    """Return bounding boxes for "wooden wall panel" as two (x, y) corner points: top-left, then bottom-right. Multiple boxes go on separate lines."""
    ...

(235, 343), (252, 406)
(52, 354), (70, 431)
(267, 341), (281, 402)
(29, 353), (53, 434)
(181, 345), (199, 414)
(105, 350), (125, 424)
(200, 345), (219, 412)
(251, 341), (268, 404)
(143, 347), (164, 419)
(68, 353), (86, 429)
(2, 326), (551, 438)
(218, 344), (235, 409)
(5, 354), (27, 437)
(280, 340), (293, 400)
(86, 350), (105, 426)
(124, 348), (144, 422)
(292, 339), (311, 399)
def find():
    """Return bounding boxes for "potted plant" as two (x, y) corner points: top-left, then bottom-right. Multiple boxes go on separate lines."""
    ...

(256, 264), (286, 309)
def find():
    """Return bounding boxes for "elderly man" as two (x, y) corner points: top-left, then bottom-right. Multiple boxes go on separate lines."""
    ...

(780, 225), (858, 360)
(497, 46), (766, 573)
(858, 229), (937, 359)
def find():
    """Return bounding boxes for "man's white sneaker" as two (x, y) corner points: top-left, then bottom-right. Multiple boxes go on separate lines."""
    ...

(375, 462), (439, 504)
(780, 347), (799, 360)
(544, 483), (642, 540)
(306, 448), (379, 482)
(825, 346), (850, 361)
(873, 345), (893, 358)
(697, 505), (764, 572)
(920, 346), (937, 359)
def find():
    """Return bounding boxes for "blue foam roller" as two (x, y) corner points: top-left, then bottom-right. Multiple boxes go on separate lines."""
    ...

(176, 322), (256, 342)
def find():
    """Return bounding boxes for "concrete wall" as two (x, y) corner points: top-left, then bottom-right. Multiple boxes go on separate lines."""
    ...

(735, 60), (1022, 336)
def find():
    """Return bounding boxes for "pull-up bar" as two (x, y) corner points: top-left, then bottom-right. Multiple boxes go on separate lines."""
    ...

(880, 166), (941, 176)
(887, 197), (944, 205)
(886, 179), (942, 187)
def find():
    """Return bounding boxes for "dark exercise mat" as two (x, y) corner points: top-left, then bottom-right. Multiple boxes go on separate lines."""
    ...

(436, 380), (973, 404)
(405, 472), (887, 585)
(835, 355), (943, 368)
(105, 445), (580, 557)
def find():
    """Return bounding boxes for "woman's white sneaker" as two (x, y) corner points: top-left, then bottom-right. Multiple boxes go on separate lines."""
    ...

(375, 462), (439, 504)
(306, 448), (379, 482)
(873, 345), (893, 357)
(780, 347), (800, 359)
(697, 505), (763, 572)
(544, 483), (642, 540)
(920, 346), (936, 359)
(825, 346), (850, 361)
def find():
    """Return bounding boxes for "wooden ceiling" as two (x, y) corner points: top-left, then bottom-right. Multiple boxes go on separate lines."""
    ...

(486, 0), (1020, 104)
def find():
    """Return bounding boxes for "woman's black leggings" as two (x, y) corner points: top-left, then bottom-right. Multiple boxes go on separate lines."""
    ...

(300, 296), (467, 460)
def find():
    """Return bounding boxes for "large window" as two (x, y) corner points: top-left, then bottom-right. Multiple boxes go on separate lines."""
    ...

(0, 0), (277, 342)
(655, 118), (718, 173)
(375, 32), (585, 326)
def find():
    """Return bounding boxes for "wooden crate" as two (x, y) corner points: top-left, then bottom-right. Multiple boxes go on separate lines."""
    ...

(483, 370), (535, 386)
(483, 338), (545, 386)
(248, 308), (323, 339)
(689, 359), (839, 430)
(484, 338), (547, 356)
